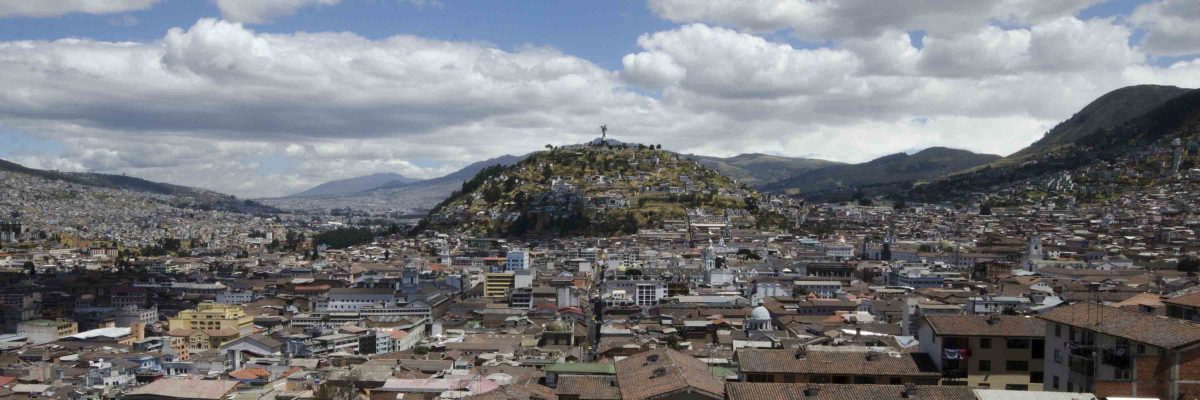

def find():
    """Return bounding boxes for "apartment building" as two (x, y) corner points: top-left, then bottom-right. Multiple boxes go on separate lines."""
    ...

(1040, 302), (1200, 399)
(917, 315), (1046, 390)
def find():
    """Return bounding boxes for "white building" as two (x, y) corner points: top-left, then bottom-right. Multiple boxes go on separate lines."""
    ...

(506, 249), (531, 271)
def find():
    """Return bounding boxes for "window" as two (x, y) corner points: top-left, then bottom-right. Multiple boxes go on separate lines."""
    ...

(853, 376), (876, 384)
(1005, 384), (1029, 391)
(978, 360), (991, 372)
(1007, 339), (1030, 349)
(1115, 369), (1131, 380)
(979, 338), (991, 349)
(1030, 371), (1044, 383)
(1054, 349), (1062, 364)
(889, 377), (902, 385)
(1053, 375), (1060, 389)
(1055, 324), (1061, 337)
(1032, 339), (1045, 359)
(1137, 344), (1146, 354)
(977, 383), (990, 389)
(1006, 361), (1029, 372)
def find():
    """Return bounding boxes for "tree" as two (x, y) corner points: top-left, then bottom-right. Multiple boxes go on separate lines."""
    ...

(1178, 257), (1200, 273)
(980, 204), (992, 215)
(22, 261), (35, 278)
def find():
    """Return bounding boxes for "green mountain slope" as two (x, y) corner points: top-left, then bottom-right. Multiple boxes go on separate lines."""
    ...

(763, 147), (1000, 195)
(686, 153), (842, 187)
(909, 87), (1200, 201)
(1011, 85), (1190, 159)
(415, 143), (782, 237)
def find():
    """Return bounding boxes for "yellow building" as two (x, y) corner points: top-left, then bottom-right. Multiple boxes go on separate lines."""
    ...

(918, 315), (1046, 391)
(17, 319), (78, 344)
(484, 272), (515, 298)
(168, 302), (253, 348)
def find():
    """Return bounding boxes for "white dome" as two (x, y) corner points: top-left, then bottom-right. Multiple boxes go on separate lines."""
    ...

(750, 306), (770, 320)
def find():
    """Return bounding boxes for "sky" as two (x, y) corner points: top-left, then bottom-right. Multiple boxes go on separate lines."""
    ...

(1, 0), (1200, 198)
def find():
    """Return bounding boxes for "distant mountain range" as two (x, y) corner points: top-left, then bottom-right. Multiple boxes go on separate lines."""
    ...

(761, 147), (1001, 195)
(685, 153), (842, 187)
(37, 83), (1185, 214)
(289, 173), (419, 197)
(0, 159), (278, 214)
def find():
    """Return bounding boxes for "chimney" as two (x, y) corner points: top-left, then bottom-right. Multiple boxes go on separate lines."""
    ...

(794, 346), (807, 359)
(803, 387), (820, 397)
(901, 383), (917, 398)
(866, 351), (881, 361)
(987, 314), (1001, 325)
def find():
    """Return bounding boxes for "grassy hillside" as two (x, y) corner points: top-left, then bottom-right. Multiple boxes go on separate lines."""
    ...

(1010, 85), (1189, 159)
(686, 153), (842, 187)
(415, 143), (774, 237)
(908, 88), (1200, 202)
(762, 147), (1000, 196)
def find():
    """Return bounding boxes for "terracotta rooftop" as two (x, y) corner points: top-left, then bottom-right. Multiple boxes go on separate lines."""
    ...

(554, 376), (620, 400)
(736, 349), (939, 377)
(726, 383), (977, 400)
(1039, 302), (1200, 349)
(1164, 292), (1200, 308)
(922, 315), (1045, 337)
(615, 348), (725, 400)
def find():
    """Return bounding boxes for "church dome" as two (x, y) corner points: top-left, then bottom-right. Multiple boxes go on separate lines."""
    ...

(546, 319), (570, 332)
(750, 306), (770, 321)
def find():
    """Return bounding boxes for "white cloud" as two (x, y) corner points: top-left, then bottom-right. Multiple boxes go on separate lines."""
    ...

(647, 0), (1102, 40)
(0, 0), (158, 18)
(212, 0), (341, 24)
(622, 24), (861, 99)
(1131, 0), (1200, 56)
(1, 7), (1199, 198)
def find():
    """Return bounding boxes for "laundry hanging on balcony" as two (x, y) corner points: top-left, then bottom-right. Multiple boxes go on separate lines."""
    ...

(944, 349), (969, 359)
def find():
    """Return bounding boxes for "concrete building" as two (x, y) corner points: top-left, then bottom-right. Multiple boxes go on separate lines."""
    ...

(505, 249), (531, 271)
(1040, 302), (1200, 399)
(17, 319), (78, 344)
(917, 315), (1046, 390)
(167, 302), (253, 339)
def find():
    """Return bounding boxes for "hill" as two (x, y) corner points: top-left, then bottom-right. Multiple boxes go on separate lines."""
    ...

(0, 159), (277, 214)
(415, 143), (787, 237)
(289, 173), (417, 197)
(1011, 85), (1190, 158)
(685, 153), (842, 187)
(762, 147), (1000, 196)
(908, 87), (1200, 202)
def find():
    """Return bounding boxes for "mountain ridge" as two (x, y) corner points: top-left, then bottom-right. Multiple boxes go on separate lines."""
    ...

(0, 158), (278, 214)
(762, 147), (1001, 196)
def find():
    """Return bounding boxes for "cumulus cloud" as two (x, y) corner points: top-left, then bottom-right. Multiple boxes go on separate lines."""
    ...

(647, 0), (1101, 40)
(622, 24), (861, 99)
(213, 0), (341, 24)
(2, 3), (1200, 197)
(0, 0), (158, 18)
(1131, 0), (1200, 56)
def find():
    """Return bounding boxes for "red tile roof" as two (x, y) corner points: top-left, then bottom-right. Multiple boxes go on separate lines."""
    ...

(922, 315), (1045, 337)
(1040, 302), (1200, 349)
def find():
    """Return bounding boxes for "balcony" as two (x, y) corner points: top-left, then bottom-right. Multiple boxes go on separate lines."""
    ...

(942, 369), (968, 379)
(1068, 354), (1095, 377)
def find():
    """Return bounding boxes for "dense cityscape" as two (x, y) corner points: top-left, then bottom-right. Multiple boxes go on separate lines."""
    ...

(4, 1), (1200, 400)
